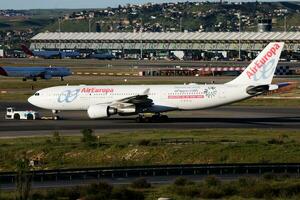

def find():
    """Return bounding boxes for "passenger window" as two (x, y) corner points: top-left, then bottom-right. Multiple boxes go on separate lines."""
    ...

(35, 93), (40, 96)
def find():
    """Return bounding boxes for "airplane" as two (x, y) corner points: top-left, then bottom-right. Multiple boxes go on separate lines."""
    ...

(28, 42), (286, 122)
(21, 45), (81, 59)
(88, 51), (116, 60)
(0, 66), (72, 81)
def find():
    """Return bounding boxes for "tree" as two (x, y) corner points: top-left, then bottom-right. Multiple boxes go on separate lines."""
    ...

(15, 154), (32, 200)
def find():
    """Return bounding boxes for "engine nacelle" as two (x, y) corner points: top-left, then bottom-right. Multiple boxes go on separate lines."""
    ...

(43, 74), (52, 80)
(118, 107), (137, 116)
(87, 105), (117, 119)
(118, 107), (136, 113)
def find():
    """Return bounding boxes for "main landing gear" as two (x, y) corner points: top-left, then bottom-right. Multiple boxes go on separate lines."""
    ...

(135, 113), (169, 123)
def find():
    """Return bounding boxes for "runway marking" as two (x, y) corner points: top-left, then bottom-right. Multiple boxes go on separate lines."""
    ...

(256, 96), (300, 99)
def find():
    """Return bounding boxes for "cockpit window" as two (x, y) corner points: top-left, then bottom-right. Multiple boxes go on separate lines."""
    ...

(34, 93), (40, 96)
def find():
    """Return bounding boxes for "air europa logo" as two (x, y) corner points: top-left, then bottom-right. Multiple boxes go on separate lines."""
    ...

(80, 88), (114, 93)
(58, 89), (80, 103)
(246, 43), (281, 79)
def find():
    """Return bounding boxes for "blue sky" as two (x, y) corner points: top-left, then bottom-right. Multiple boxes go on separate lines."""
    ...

(1, 0), (295, 10)
(1, 0), (204, 9)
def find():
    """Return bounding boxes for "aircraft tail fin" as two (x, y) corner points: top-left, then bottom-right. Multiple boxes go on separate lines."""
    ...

(21, 44), (34, 56)
(226, 42), (284, 86)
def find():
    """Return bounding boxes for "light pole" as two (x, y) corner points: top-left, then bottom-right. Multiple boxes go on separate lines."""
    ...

(238, 13), (241, 60)
(58, 17), (61, 52)
(284, 16), (287, 32)
(89, 18), (92, 32)
(180, 17), (182, 32)
(140, 18), (143, 59)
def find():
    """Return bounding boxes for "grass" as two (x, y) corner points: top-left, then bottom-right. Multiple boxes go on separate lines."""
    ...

(234, 98), (300, 107)
(0, 129), (299, 172)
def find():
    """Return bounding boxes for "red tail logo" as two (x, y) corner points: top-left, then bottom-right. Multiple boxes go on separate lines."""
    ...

(21, 44), (34, 56)
(246, 43), (281, 79)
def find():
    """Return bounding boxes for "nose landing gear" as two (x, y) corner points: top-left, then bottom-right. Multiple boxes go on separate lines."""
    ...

(52, 110), (61, 120)
(135, 113), (169, 123)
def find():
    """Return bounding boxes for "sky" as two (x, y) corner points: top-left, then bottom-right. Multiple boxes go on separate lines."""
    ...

(0, 0), (202, 10)
(0, 0), (191, 10)
(1, 0), (296, 10)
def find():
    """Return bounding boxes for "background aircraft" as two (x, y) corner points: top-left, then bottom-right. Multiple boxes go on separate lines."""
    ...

(21, 45), (81, 59)
(87, 51), (116, 60)
(0, 66), (71, 81)
(28, 42), (285, 121)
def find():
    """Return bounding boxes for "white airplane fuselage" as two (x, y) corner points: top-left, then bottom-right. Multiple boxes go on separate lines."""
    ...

(29, 84), (249, 112)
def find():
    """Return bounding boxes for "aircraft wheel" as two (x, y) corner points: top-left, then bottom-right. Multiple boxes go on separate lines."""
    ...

(160, 115), (169, 122)
(33, 78), (37, 81)
(14, 114), (20, 120)
(135, 116), (144, 123)
(27, 114), (34, 120)
(22, 78), (27, 81)
(151, 115), (160, 123)
(144, 117), (152, 123)
(54, 116), (60, 120)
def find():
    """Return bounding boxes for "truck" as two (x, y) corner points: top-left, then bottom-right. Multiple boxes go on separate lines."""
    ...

(5, 107), (40, 120)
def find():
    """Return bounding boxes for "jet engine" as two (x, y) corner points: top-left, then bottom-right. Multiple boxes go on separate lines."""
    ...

(87, 105), (117, 119)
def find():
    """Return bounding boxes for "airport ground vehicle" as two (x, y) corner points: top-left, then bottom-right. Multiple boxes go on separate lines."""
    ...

(5, 107), (40, 120)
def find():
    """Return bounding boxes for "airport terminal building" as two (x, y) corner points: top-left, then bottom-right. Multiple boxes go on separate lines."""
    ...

(31, 32), (300, 59)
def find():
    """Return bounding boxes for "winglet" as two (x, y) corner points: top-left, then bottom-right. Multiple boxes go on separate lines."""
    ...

(142, 88), (150, 95)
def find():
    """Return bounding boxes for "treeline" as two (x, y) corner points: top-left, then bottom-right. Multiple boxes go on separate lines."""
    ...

(3, 175), (300, 200)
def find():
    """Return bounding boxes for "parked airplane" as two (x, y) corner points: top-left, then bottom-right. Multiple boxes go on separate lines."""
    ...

(21, 45), (81, 59)
(28, 42), (285, 122)
(88, 52), (116, 60)
(0, 66), (72, 81)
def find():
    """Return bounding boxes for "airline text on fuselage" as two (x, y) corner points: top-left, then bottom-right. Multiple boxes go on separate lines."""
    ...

(81, 88), (114, 93)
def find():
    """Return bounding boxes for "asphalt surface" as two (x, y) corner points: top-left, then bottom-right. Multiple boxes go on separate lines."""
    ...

(0, 174), (264, 190)
(0, 102), (299, 137)
(1, 58), (300, 69)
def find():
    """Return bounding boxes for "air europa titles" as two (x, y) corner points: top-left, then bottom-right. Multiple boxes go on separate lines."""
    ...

(246, 43), (281, 79)
(81, 87), (114, 93)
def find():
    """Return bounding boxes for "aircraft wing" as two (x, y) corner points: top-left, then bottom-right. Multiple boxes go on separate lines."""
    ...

(110, 88), (153, 109)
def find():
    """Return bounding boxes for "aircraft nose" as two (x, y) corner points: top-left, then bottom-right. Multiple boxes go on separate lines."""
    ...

(28, 96), (36, 106)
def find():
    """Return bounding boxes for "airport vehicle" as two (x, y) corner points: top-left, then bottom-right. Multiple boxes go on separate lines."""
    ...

(5, 107), (40, 120)
(28, 42), (285, 122)
(0, 66), (72, 81)
(21, 45), (81, 59)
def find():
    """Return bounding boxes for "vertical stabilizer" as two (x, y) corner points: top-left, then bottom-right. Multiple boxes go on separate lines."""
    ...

(227, 42), (284, 86)
(21, 44), (34, 56)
